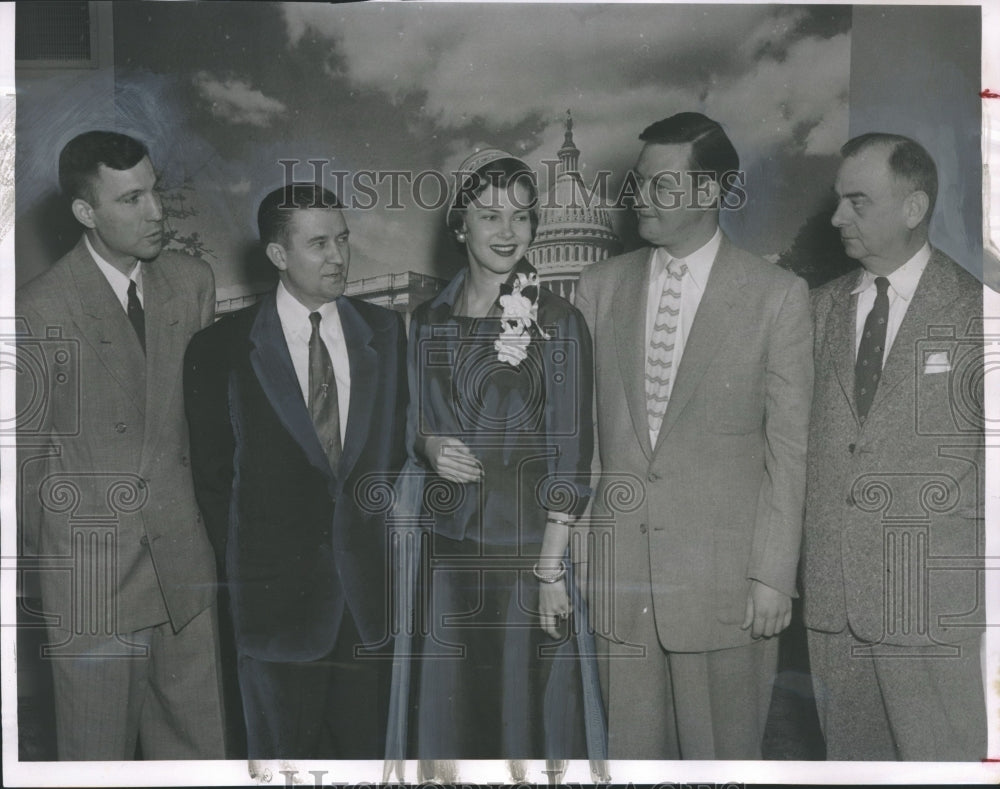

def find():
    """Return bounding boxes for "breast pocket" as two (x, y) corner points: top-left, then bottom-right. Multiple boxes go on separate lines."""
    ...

(705, 362), (764, 434)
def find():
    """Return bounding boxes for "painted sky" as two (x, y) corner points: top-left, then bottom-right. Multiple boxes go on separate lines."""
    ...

(19, 2), (852, 291)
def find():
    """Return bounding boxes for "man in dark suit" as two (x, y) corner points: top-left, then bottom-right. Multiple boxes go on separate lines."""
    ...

(803, 133), (986, 760)
(576, 112), (813, 759)
(184, 183), (407, 758)
(17, 131), (225, 759)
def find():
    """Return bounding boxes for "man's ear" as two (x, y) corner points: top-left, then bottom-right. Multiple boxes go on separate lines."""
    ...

(71, 197), (96, 229)
(903, 190), (930, 230)
(265, 241), (287, 271)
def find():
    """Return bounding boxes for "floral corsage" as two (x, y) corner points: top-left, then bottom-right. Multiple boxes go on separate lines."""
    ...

(494, 271), (550, 367)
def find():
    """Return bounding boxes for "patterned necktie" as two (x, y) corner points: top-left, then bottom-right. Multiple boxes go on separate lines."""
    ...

(854, 276), (891, 423)
(127, 279), (145, 353)
(308, 311), (342, 471)
(646, 256), (687, 441)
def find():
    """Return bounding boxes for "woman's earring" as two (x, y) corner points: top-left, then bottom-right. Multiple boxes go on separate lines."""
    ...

(455, 231), (466, 243)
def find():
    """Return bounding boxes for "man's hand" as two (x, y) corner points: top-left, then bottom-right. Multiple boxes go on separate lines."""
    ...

(424, 436), (482, 484)
(741, 579), (792, 638)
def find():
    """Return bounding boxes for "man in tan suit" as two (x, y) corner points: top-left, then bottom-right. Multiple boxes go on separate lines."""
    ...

(803, 133), (985, 760)
(576, 112), (813, 759)
(17, 131), (225, 759)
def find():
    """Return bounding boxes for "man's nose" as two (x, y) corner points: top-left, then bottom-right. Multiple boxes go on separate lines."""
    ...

(147, 192), (163, 222)
(634, 179), (651, 209)
(325, 245), (345, 265)
(831, 200), (849, 228)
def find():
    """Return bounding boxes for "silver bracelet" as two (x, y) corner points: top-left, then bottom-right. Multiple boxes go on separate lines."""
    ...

(533, 561), (566, 584)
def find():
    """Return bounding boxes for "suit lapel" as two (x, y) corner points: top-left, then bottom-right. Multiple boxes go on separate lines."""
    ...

(139, 260), (182, 466)
(63, 239), (146, 414)
(652, 236), (742, 454)
(867, 251), (957, 418)
(827, 274), (861, 427)
(336, 298), (377, 482)
(613, 249), (654, 460)
(249, 293), (335, 487)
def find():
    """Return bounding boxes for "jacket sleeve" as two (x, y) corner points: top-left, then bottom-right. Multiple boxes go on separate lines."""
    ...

(537, 305), (594, 518)
(747, 274), (814, 597)
(183, 327), (234, 568)
(389, 311), (409, 476)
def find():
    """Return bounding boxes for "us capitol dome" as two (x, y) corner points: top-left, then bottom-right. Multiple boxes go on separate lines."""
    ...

(528, 111), (621, 301)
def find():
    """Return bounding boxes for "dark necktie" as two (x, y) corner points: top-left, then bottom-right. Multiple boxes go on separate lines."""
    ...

(308, 311), (342, 471)
(127, 279), (145, 353)
(854, 276), (890, 423)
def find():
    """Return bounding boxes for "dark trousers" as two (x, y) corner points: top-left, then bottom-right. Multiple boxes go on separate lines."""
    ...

(238, 614), (389, 759)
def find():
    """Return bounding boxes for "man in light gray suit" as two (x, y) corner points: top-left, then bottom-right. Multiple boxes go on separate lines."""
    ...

(803, 133), (985, 760)
(17, 131), (225, 759)
(576, 112), (813, 759)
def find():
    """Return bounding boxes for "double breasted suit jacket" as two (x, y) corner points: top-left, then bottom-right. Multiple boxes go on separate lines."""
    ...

(802, 250), (984, 647)
(17, 237), (218, 635)
(184, 292), (407, 663)
(576, 235), (813, 653)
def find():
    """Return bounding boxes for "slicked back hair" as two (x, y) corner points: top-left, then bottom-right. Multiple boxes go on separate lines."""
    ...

(639, 112), (740, 195)
(58, 131), (149, 205)
(841, 132), (938, 219)
(257, 183), (344, 246)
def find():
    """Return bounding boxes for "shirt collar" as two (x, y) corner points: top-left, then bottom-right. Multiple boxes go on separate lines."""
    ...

(430, 258), (537, 316)
(85, 234), (142, 293)
(275, 281), (341, 340)
(652, 227), (722, 290)
(850, 243), (931, 301)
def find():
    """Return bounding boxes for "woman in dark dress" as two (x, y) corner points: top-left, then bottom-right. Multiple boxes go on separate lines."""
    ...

(403, 148), (595, 772)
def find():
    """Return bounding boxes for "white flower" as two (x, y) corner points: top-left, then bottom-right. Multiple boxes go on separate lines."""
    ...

(494, 270), (549, 367)
(494, 329), (531, 366)
(498, 291), (535, 323)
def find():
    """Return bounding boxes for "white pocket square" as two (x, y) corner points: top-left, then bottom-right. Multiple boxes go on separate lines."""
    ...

(923, 351), (951, 374)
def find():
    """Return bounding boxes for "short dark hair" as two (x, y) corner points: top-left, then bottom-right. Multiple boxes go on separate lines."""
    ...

(639, 112), (740, 195)
(841, 132), (938, 218)
(257, 183), (343, 246)
(447, 157), (538, 236)
(58, 131), (149, 204)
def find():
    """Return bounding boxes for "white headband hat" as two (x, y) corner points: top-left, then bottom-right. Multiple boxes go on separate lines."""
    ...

(447, 146), (531, 228)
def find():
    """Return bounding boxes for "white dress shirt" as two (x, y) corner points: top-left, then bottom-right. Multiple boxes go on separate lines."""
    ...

(852, 243), (931, 359)
(86, 235), (143, 310)
(275, 282), (351, 444)
(645, 227), (721, 400)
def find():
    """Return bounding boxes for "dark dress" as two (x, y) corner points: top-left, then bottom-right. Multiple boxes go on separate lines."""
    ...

(406, 261), (594, 759)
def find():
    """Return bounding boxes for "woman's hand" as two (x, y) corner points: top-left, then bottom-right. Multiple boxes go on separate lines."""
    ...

(539, 577), (570, 639)
(424, 436), (482, 484)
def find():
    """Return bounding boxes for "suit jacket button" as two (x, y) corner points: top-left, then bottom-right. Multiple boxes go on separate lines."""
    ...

(180, 455), (190, 467)
(848, 443), (856, 453)
(137, 479), (147, 490)
(115, 422), (127, 433)
(140, 535), (149, 547)
(639, 523), (648, 534)
(647, 472), (660, 482)
(845, 495), (854, 506)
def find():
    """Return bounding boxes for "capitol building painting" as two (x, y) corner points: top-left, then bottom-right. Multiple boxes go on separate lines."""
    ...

(215, 113), (620, 319)
(527, 112), (621, 301)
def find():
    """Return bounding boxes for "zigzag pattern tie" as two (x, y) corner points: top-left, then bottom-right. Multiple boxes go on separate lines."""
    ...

(646, 257), (686, 440)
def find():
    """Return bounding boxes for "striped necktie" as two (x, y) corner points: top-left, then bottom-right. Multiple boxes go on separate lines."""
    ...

(646, 256), (686, 441)
(308, 311), (342, 471)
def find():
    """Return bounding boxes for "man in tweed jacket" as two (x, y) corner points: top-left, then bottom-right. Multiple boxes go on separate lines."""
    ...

(803, 132), (985, 760)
